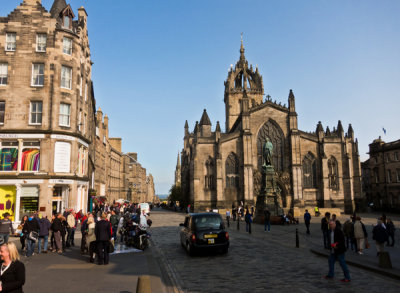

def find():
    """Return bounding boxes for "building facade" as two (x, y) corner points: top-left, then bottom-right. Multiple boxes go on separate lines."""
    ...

(362, 137), (400, 211)
(0, 0), (95, 221)
(180, 42), (363, 213)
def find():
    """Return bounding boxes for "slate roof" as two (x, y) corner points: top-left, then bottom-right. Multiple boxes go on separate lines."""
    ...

(50, 0), (67, 18)
(199, 109), (211, 126)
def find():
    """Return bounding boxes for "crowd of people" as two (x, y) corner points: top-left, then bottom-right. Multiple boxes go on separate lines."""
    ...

(318, 211), (396, 256)
(0, 202), (152, 263)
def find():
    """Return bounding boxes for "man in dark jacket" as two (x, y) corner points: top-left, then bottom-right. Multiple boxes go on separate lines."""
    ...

(51, 213), (63, 253)
(26, 213), (40, 257)
(264, 208), (271, 232)
(304, 210), (311, 234)
(324, 221), (351, 282)
(321, 212), (331, 249)
(95, 213), (111, 265)
(38, 215), (51, 253)
(110, 211), (119, 240)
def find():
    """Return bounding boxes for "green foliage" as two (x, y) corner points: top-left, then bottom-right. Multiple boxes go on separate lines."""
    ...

(168, 184), (182, 203)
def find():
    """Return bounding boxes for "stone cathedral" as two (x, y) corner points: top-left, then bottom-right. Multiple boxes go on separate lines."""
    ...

(179, 41), (363, 214)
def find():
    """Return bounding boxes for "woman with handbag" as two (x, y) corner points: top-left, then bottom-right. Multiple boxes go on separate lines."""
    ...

(0, 242), (25, 293)
(25, 214), (39, 257)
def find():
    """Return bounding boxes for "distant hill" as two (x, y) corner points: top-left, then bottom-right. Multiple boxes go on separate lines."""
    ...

(157, 194), (168, 200)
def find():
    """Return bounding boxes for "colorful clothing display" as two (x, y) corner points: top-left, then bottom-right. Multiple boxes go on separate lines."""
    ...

(0, 148), (18, 171)
(21, 148), (40, 171)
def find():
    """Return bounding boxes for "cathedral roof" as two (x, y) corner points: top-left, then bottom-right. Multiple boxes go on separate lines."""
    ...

(199, 109), (211, 126)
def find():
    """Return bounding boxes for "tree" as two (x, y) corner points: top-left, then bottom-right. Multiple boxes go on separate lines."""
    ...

(168, 184), (183, 204)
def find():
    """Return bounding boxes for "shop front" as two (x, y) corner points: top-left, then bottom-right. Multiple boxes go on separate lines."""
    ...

(0, 179), (43, 223)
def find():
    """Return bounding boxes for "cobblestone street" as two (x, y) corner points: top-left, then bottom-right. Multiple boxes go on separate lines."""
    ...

(150, 209), (400, 293)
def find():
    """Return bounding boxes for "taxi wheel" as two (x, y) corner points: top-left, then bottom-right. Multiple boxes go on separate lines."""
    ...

(186, 242), (194, 256)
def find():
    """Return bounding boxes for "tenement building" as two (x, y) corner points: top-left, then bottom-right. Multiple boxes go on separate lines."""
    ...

(180, 42), (363, 213)
(0, 0), (96, 221)
(123, 152), (154, 203)
(362, 137), (400, 211)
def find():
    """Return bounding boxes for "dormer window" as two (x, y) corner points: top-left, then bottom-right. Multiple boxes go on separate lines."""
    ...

(63, 16), (71, 29)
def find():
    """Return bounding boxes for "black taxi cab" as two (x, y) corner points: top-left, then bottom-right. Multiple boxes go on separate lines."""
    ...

(179, 212), (229, 255)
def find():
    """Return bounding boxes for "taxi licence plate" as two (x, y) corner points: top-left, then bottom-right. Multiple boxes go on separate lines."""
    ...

(208, 239), (215, 244)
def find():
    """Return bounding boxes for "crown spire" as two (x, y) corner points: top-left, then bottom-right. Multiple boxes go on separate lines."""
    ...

(240, 32), (245, 61)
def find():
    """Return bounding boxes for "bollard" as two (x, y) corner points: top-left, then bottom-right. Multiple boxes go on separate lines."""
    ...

(136, 275), (151, 293)
(295, 228), (299, 248)
(237, 216), (240, 230)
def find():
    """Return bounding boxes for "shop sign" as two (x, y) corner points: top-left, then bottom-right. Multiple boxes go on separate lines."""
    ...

(0, 179), (43, 185)
(54, 141), (71, 173)
(77, 181), (89, 186)
(51, 134), (75, 141)
(49, 179), (74, 185)
(0, 133), (45, 139)
(21, 186), (39, 197)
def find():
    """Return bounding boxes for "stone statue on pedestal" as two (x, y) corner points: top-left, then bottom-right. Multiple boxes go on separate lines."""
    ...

(255, 137), (283, 223)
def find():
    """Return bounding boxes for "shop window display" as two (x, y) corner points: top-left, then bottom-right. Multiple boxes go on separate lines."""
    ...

(21, 141), (40, 172)
(0, 186), (16, 221)
(0, 141), (18, 171)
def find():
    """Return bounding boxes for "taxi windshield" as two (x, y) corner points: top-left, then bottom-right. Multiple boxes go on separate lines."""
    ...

(194, 215), (223, 230)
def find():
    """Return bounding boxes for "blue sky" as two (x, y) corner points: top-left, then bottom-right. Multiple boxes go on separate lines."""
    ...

(2, 0), (400, 194)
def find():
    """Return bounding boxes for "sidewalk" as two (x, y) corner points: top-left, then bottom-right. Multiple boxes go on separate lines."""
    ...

(224, 216), (400, 281)
(9, 229), (172, 293)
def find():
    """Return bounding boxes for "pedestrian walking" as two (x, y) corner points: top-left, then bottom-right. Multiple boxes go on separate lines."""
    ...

(321, 212), (331, 249)
(324, 220), (351, 282)
(51, 213), (63, 254)
(353, 217), (367, 255)
(245, 209), (252, 234)
(110, 211), (119, 240)
(304, 209), (311, 234)
(332, 214), (342, 229)
(187, 205), (191, 214)
(264, 208), (271, 232)
(0, 213), (14, 244)
(342, 219), (354, 251)
(372, 219), (388, 256)
(226, 209), (231, 228)
(38, 215), (51, 254)
(0, 242), (25, 293)
(25, 213), (39, 257)
(95, 213), (112, 265)
(386, 219), (395, 247)
(19, 216), (29, 252)
(67, 210), (76, 247)
(61, 216), (68, 251)
(86, 215), (97, 263)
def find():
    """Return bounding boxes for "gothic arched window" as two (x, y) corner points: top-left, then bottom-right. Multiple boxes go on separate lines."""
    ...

(226, 153), (239, 188)
(328, 156), (339, 190)
(303, 152), (317, 188)
(257, 120), (285, 171)
(204, 157), (215, 190)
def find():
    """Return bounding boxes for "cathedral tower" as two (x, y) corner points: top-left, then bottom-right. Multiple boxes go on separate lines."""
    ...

(224, 37), (264, 132)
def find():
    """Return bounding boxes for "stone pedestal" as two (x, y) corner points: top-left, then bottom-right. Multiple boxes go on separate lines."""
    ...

(254, 165), (283, 223)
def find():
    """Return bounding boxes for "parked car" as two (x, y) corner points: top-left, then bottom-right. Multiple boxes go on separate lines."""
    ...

(180, 213), (229, 256)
